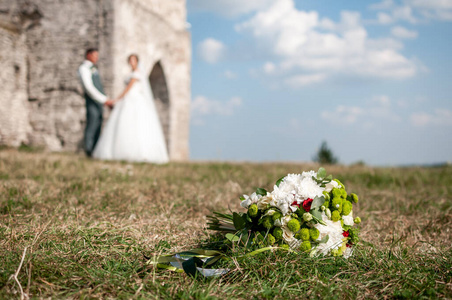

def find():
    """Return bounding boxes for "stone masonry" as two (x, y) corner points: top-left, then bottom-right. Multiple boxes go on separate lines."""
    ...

(0, 0), (191, 160)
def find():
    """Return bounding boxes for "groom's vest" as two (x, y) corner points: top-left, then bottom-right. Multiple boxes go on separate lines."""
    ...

(85, 66), (104, 109)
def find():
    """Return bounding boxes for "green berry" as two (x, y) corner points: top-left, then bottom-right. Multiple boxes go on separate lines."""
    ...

(354, 217), (361, 224)
(309, 228), (320, 240)
(273, 227), (283, 240)
(331, 210), (341, 222)
(342, 201), (352, 216)
(287, 219), (301, 233)
(266, 234), (276, 245)
(248, 204), (258, 218)
(262, 217), (274, 229)
(300, 241), (312, 252)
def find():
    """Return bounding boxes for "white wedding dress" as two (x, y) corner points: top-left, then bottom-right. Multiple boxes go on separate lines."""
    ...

(92, 71), (169, 163)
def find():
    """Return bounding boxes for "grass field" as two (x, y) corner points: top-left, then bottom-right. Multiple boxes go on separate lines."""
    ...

(0, 149), (451, 299)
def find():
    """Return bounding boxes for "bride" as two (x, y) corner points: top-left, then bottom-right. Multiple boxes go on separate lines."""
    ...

(92, 54), (169, 163)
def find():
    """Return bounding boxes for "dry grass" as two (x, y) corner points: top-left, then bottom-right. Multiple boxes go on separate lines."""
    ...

(0, 149), (451, 299)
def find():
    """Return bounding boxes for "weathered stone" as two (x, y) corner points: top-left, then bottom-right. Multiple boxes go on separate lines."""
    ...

(0, 0), (190, 160)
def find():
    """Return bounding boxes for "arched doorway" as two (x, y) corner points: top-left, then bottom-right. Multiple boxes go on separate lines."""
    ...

(149, 61), (170, 152)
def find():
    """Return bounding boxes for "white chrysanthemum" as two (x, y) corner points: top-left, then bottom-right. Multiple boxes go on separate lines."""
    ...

(297, 176), (324, 200)
(313, 213), (344, 256)
(342, 211), (354, 226)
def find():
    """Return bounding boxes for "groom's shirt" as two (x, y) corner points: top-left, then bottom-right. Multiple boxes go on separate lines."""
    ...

(78, 60), (107, 104)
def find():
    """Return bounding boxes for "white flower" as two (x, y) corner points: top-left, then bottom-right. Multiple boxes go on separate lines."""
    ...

(343, 247), (354, 259)
(313, 213), (344, 256)
(257, 193), (273, 210)
(263, 209), (276, 217)
(240, 192), (261, 209)
(324, 180), (339, 193)
(342, 211), (354, 226)
(282, 226), (296, 244)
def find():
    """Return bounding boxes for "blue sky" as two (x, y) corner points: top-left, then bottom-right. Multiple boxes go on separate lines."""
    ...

(186, 0), (452, 166)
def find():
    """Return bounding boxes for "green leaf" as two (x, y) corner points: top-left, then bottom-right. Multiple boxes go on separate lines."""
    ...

(319, 235), (329, 244)
(275, 176), (285, 187)
(310, 196), (325, 210)
(311, 208), (323, 220)
(317, 167), (326, 179)
(225, 233), (240, 242)
(182, 257), (204, 278)
(233, 212), (246, 230)
(256, 188), (268, 196)
(325, 175), (333, 181)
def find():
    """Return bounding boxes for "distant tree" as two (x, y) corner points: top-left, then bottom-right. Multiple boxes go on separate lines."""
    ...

(313, 141), (338, 165)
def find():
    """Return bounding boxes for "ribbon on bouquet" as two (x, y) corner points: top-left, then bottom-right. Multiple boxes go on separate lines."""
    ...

(145, 246), (295, 278)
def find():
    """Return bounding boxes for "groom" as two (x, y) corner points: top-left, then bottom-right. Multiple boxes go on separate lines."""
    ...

(78, 48), (114, 157)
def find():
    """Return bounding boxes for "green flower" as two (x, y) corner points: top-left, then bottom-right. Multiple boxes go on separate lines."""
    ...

(309, 228), (320, 240)
(266, 234), (276, 245)
(331, 188), (342, 199)
(300, 241), (312, 252)
(272, 212), (282, 222)
(331, 210), (341, 222)
(331, 197), (342, 212)
(295, 228), (310, 241)
(342, 201), (352, 216)
(334, 179), (345, 190)
(303, 213), (313, 222)
(287, 219), (301, 233)
(323, 200), (330, 209)
(354, 217), (361, 224)
(349, 193), (359, 203)
(331, 248), (342, 257)
(248, 204), (258, 217)
(262, 217), (274, 229)
(322, 191), (330, 200)
(273, 227), (283, 240)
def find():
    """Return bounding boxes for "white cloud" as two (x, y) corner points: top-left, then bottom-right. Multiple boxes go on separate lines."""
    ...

(377, 12), (395, 24)
(285, 73), (327, 88)
(235, 0), (417, 87)
(191, 96), (242, 120)
(197, 38), (225, 64)
(224, 70), (237, 79)
(391, 26), (418, 38)
(263, 62), (276, 75)
(189, 0), (273, 17)
(371, 0), (452, 22)
(410, 109), (452, 127)
(321, 95), (401, 126)
(370, 0), (395, 10)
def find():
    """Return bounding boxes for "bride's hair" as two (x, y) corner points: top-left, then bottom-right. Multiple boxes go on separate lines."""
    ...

(128, 54), (139, 62)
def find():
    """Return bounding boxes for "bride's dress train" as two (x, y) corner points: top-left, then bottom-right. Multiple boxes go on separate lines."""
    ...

(93, 71), (169, 163)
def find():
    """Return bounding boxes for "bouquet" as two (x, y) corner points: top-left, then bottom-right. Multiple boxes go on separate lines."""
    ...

(208, 168), (361, 258)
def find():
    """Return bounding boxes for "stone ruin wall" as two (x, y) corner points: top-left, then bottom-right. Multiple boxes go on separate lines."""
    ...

(0, 0), (190, 160)
(113, 0), (190, 160)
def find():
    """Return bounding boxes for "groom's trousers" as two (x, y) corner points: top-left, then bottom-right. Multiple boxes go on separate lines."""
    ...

(84, 95), (103, 156)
